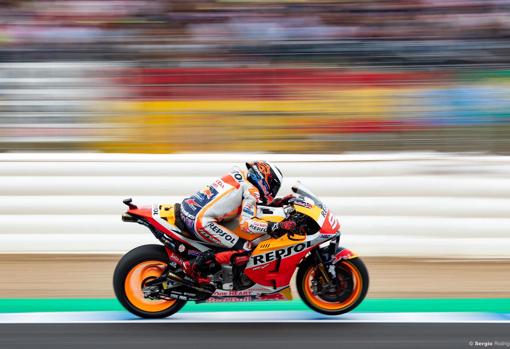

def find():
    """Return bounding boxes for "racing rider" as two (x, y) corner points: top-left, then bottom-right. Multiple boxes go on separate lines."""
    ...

(180, 161), (296, 282)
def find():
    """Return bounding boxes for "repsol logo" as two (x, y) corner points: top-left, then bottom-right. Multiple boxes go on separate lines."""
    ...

(252, 241), (312, 266)
(206, 222), (236, 243)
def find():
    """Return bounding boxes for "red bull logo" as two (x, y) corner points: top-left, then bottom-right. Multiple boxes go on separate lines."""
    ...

(185, 198), (199, 208)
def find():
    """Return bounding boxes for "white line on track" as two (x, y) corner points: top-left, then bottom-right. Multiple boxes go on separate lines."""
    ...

(0, 311), (508, 324)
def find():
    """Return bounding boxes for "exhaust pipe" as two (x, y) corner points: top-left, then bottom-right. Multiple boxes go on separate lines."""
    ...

(121, 213), (137, 222)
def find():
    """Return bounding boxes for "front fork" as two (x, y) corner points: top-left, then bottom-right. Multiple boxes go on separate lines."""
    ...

(312, 233), (355, 292)
(311, 234), (340, 285)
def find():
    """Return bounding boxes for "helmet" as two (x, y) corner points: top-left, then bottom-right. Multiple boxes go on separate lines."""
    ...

(246, 161), (283, 204)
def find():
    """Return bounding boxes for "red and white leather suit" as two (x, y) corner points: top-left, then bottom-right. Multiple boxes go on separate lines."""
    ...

(180, 167), (277, 249)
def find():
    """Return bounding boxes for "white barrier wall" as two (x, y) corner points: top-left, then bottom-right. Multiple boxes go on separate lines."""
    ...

(0, 152), (509, 257)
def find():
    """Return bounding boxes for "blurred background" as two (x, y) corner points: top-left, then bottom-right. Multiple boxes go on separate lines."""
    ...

(2, 0), (510, 153)
(0, 0), (509, 303)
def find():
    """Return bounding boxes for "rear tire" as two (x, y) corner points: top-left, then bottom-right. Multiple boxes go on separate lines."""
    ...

(297, 256), (369, 315)
(113, 244), (186, 318)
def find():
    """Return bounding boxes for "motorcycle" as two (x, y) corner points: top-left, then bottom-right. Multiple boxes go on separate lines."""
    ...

(113, 182), (369, 318)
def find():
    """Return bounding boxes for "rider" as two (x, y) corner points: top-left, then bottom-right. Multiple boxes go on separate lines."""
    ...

(180, 161), (296, 281)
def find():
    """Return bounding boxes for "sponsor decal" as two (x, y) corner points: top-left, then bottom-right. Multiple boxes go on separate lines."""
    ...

(250, 263), (272, 271)
(206, 222), (237, 243)
(251, 241), (313, 266)
(206, 297), (253, 303)
(212, 290), (255, 296)
(152, 206), (159, 215)
(185, 198), (199, 208)
(167, 250), (184, 265)
(259, 293), (285, 301)
(202, 186), (214, 199)
(294, 199), (312, 209)
(212, 179), (225, 189)
(249, 221), (267, 233)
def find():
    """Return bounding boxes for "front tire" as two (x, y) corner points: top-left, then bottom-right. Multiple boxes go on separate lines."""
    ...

(113, 244), (186, 318)
(297, 256), (369, 315)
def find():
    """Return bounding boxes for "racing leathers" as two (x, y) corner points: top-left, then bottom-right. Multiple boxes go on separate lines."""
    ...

(180, 167), (272, 250)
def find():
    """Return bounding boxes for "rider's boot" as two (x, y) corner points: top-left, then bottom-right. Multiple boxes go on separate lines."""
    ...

(182, 250), (216, 285)
(183, 249), (250, 284)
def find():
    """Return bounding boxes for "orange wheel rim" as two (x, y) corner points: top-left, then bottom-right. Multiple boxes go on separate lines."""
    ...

(303, 261), (363, 312)
(124, 260), (176, 312)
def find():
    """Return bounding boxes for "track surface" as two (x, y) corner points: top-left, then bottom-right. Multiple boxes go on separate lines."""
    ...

(0, 322), (509, 349)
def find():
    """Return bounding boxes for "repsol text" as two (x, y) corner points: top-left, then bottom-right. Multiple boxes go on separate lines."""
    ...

(252, 241), (312, 265)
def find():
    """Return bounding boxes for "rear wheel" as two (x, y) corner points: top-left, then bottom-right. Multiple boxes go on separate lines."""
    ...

(297, 256), (369, 315)
(113, 244), (186, 318)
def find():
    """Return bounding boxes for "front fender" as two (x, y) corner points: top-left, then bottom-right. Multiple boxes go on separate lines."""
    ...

(333, 247), (357, 264)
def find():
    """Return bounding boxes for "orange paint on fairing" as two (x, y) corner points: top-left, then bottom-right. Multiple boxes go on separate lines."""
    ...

(256, 235), (305, 251)
(229, 223), (264, 241)
(245, 251), (311, 288)
(244, 237), (313, 288)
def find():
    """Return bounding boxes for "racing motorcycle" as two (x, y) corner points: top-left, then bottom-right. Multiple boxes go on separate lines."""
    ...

(114, 182), (369, 318)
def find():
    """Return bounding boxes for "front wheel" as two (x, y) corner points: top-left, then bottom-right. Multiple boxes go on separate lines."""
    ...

(297, 256), (369, 315)
(113, 244), (186, 318)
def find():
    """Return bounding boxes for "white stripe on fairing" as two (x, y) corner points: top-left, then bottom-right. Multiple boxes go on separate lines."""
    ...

(0, 311), (507, 324)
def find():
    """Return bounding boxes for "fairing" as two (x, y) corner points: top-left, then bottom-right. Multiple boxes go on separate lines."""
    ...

(291, 182), (340, 235)
(244, 232), (333, 288)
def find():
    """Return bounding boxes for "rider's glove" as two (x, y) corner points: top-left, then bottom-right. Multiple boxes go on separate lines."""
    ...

(267, 220), (297, 238)
(270, 194), (295, 207)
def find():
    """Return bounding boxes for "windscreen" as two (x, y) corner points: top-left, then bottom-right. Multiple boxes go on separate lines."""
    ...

(291, 181), (324, 208)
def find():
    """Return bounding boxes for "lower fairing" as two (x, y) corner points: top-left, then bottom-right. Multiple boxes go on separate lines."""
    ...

(203, 285), (292, 303)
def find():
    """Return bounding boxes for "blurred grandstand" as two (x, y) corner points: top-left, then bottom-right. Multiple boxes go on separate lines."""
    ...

(1, 0), (510, 153)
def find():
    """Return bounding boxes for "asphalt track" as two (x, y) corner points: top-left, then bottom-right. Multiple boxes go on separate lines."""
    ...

(0, 311), (508, 349)
(0, 322), (509, 349)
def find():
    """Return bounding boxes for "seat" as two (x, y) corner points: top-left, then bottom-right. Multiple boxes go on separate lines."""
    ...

(173, 203), (195, 239)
